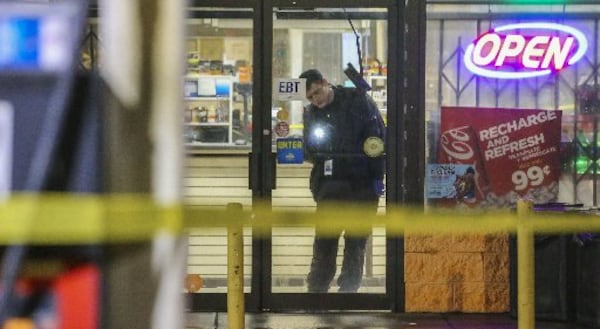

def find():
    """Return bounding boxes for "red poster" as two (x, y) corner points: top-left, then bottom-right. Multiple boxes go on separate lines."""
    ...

(438, 106), (562, 208)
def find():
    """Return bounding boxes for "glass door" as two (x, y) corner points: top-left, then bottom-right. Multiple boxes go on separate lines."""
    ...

(264, 3), (395, 311)
(185, 0), (404, 312)
(184, 3), (259, 311)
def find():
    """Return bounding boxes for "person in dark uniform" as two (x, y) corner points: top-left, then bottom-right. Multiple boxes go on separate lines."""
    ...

(299, 69), (385, 293)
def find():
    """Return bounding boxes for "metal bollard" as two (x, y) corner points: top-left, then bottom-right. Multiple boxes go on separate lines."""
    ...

(227, 203), (245, 329)
(517, 199), (535, 329)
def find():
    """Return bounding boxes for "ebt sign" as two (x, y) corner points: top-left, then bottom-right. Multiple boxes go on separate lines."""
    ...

(464, 22), (588, 79)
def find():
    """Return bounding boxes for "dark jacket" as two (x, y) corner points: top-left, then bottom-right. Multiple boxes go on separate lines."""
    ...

(303, 86), (385, 202)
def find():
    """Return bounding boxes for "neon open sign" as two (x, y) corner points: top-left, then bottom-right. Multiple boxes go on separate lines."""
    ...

(464, 22), (588, 79)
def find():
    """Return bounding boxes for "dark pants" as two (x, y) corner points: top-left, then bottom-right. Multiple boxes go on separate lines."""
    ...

(306, 192), (379, 293)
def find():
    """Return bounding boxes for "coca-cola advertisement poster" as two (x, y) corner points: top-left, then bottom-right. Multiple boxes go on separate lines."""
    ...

(433, 106), (562, 208)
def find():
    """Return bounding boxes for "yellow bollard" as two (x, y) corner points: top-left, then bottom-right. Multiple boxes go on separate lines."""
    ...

(516, 199), (535, 329)
(227, 203), (245, 329)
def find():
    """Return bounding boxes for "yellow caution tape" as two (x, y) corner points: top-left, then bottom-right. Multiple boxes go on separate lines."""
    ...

(0, 194), (181, 244)
(2, 194), (600, 244)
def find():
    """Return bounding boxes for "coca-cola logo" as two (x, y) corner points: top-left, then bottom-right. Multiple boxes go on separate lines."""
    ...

(441, 126), (474, 161)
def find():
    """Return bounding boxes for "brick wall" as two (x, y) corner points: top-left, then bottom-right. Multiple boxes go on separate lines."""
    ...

(404, 234), (509, 312)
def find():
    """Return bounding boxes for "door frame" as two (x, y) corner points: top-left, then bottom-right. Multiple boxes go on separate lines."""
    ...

(187, 0), (421, 313)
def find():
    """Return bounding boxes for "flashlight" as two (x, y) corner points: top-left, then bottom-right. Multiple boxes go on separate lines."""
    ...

(312, 126), (326, 140)
(308, 122), (333, 152)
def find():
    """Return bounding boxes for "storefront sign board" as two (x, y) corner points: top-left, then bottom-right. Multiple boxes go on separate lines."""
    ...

(464, 22), (588, 79)
(274, 78), (305, 101)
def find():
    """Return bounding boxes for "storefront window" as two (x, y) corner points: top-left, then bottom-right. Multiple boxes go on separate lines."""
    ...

(185, 10), (253, 147)
(425, 3), (600, 207)
(183, 7), (255, 294)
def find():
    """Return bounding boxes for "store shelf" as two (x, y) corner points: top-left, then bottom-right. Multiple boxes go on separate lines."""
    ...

(367, 75), (388, 124)
(185, 97), (228, 101)
(185, 141), (236, 148)
(185, 122), (230, 127)
(184, 75), (234, 146)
